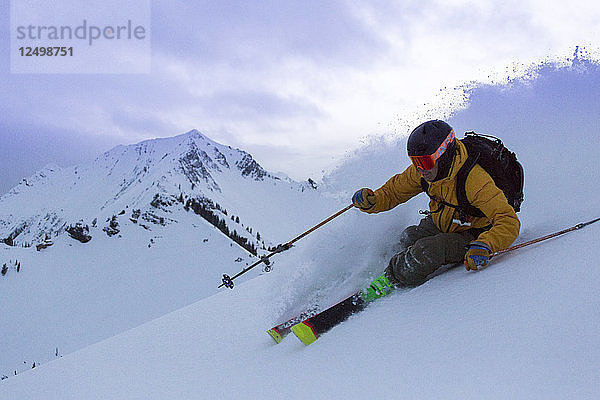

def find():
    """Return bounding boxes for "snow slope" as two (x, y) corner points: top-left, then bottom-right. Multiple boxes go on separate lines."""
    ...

(0, 211), (253, 377)
(2, 57), (600, 399)
(0, 129), (338, 376)
(1, 221), (598, 399)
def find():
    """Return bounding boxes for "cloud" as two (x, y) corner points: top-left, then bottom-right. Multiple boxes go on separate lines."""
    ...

(1, 0), (600, 193)
(151, 0), (388, 68)
(196, 89), (325, 121)
(0, 121), (119, 194)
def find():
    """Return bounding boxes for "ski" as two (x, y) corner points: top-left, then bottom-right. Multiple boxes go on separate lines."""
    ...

(266, 305), (320, 343)
(290, 273), (395, 345)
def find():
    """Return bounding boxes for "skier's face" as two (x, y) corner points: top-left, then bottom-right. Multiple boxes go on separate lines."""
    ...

(419, 162), (438, 182)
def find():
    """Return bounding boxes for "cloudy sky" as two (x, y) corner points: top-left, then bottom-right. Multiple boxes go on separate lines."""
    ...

(1, 0), (599, 193)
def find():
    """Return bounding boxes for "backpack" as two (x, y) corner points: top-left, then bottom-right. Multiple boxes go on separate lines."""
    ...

(420, 131), (524, 222)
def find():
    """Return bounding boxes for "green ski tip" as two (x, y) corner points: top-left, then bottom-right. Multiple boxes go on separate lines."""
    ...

(291, 322), (318, 345)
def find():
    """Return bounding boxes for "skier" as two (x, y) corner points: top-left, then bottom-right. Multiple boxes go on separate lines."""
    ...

(352, 120), (521, 287)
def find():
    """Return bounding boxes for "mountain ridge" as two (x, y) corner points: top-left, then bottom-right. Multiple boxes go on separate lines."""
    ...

(0, 129), (327, 250)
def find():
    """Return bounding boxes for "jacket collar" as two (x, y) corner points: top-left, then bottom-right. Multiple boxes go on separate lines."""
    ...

(430, 140), (468, 185)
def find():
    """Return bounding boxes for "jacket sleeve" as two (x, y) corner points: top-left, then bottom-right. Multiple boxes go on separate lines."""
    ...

(365, 165), (423, 214)
(465, 168), (521, 252)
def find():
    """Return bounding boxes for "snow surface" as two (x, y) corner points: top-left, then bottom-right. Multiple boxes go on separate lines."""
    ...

(0, 129), (336, 376)
(2, 57), (600, 399)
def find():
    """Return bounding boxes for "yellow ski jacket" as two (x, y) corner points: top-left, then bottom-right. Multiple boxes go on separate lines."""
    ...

(365, 140), (520, 252)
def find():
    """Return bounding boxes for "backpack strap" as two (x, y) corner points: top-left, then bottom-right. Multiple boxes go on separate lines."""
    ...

(455, 153), (486, 219)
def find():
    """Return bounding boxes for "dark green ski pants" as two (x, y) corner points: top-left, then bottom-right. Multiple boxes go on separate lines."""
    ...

(386, 216), (478, 288)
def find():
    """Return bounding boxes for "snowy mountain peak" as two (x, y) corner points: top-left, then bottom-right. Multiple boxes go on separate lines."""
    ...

(184, 128), (209, 142)
(0, 129), (324, 252)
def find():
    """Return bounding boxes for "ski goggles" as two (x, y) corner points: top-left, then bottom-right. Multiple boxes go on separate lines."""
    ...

(409, 129), (455, 170)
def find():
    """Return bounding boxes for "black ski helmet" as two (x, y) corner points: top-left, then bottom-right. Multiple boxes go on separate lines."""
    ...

(407, 120), (454, 157)
(407, 120), (456, 180)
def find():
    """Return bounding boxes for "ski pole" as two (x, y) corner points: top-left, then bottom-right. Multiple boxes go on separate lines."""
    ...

(490, 216), (600, 259)
(219, 204), (355, 289)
